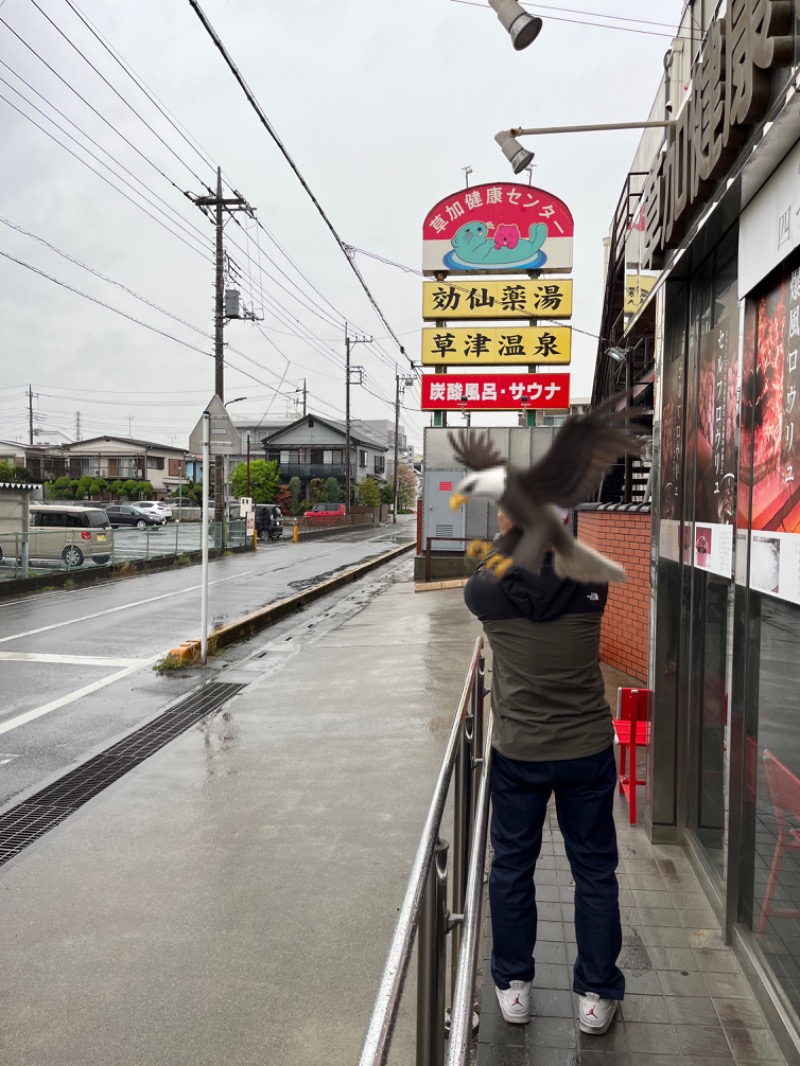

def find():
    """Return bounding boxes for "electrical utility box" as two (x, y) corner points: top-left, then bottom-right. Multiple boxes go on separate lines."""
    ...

(422, 426), (558, 553)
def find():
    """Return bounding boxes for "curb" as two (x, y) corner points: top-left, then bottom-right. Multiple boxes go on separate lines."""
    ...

(165, 541), (415, 663)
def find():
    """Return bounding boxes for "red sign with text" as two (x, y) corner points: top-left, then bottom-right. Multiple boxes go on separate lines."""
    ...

(421, 373), (570, 411)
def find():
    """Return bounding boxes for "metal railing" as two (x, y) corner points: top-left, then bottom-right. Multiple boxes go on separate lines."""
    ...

(0, 520), (252, 580)
(358, 636), (493, 1066)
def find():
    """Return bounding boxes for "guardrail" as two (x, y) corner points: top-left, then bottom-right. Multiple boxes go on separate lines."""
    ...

(357, 636), (492, 1066)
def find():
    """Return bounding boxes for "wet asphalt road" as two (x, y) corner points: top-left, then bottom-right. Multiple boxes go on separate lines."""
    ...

(0, 520), (415, 809)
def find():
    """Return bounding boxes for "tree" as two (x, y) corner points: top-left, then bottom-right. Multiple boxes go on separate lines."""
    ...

(309, 477), (324, 503)
(0, 461), (32, 483)
(356, 476), (381, 507)
(138, 480), (154, 499)
(381, 483), (394, 505)
(229, 459), (280, 504)
(274, 483), (293, 514)
(48, 476), (74, 500)
(288, 476), (302, 514)
(323, 477), (343, 503)
(396, 463), (417, 511)
(89, 477), (107, 499)
(109, 479), (124, 499)
(121, 479), (138, 499)
(76, 475), (93, 499)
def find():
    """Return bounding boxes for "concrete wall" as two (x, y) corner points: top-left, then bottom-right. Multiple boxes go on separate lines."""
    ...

(577, 507), (650, 683)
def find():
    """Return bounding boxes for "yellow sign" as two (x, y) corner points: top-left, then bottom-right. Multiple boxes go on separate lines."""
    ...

(422, 279), (572, 321)
(624, 275), (656, 314)
(421, 326), (571, 366)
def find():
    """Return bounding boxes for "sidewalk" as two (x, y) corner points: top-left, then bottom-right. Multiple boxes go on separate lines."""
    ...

(0, 560), (481, 1066)
(0, 562), (787, 1066)
(476, 668), (789, 1066)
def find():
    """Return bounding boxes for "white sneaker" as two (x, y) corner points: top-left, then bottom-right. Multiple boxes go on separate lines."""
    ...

(495, 980), (531, 1024)
(578, 992), (618, 1034)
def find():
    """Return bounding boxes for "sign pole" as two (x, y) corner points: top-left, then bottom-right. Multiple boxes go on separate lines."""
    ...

(201, 410), (210, 665)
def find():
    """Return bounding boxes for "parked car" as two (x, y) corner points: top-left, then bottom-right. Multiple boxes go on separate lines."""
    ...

(164, 497), (198, 509)
(9, 504), (114, 568)
(134, 500), (173, 520)
(303, 503), (346, 519)
(103, 504), (164, 529)
(254, 504), (283, 541)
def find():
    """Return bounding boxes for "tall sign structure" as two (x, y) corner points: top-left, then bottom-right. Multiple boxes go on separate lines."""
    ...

(420, 181), (575, 425)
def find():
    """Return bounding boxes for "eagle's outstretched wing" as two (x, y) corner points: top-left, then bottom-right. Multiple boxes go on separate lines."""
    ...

(448, 429), (506, 471)
(518, 395), (643, 506)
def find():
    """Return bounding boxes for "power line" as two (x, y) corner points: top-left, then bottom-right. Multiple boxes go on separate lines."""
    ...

(448, 0), (689, 40)
(0, 88), (210, 258)
(186, 0), (412, 366)
(0, 249), (214, 358)
(58, 0), (219, 176)
(0, 15), (198, 200)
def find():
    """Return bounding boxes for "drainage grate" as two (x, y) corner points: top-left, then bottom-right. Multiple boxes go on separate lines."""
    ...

(0, 681), (245, 868)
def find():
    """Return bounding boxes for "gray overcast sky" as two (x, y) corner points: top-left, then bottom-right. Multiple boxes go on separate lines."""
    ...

(0, 0), (682, 453)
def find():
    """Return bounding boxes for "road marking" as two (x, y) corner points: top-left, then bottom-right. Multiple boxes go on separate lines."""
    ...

(0, 651), (141, 667)
(0, 568), (263, 645)
(0, 660), (156, 737)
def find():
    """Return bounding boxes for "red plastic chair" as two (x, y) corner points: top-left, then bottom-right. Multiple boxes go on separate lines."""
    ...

(758, 749), (800, 935)
(613, 687), (651, 824)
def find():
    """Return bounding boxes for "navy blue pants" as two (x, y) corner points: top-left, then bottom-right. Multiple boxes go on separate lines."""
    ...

(489, 745), (625, 1000)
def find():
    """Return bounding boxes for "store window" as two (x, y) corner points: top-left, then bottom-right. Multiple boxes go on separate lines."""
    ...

(737, 261), (800, 1011)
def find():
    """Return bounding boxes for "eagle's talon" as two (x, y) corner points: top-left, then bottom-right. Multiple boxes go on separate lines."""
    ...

(467, 539), (492, 560)
(486, 553), (513, 577)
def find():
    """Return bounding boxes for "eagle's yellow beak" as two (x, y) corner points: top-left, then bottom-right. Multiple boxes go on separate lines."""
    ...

(450, 493), (469, 511)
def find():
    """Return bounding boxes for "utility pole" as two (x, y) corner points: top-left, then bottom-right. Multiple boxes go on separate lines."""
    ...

(392, 362), (412, 525)
(75, 411), (81, 441)
(192, 167), (251, 527)
(302, 378), (307, 417)
(344, 325), (371, 510)
(28, 385), (33, 445)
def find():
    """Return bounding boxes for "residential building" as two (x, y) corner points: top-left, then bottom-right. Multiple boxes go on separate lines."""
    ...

(531, 396), (589, 428)
(0, 439), (67, 483)
(260, 413), (389, 499)
(593, 4), (800, 1058)
(64, 436), (189, 497)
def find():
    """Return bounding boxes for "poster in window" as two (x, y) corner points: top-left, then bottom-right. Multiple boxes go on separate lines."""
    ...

(738, 267), (800, 605)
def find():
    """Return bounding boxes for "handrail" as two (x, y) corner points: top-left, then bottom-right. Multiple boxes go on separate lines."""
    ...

(357, 636), (487, 1066)
(446, 719), (493, 1066)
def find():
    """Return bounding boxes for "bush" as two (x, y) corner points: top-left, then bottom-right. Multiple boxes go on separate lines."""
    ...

(356, 477), (381, 507)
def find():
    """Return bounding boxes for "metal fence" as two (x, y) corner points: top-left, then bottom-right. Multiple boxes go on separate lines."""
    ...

(0, 520), (250, 579)
(358, 636), (493, 1066)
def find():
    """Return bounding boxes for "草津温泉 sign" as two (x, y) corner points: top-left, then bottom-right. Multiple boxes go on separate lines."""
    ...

(422, 183), (574, 275)
(420, 372), (570, 411)
(422, 278), (572, 320)
(421, 326), (571, 366)
(635, 0), (800, 270)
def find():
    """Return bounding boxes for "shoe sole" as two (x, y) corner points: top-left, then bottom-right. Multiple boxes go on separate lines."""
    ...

(578, 1001), (618, 1035)
(495, 987), (529, 1024)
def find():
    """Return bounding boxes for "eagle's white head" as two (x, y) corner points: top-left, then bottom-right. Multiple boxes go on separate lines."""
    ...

(450, 464), (507, 511)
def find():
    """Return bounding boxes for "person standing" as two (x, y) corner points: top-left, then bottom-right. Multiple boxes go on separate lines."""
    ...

(464, 509), (624, 1034)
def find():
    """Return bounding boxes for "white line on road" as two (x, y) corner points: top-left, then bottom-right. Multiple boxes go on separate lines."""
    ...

(0, 659), (156, 737)
(0, 652), (141, 666)
(0, 567), (264, 646)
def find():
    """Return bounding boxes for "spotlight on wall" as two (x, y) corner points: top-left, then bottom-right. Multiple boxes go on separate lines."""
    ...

(606, 347), (629, 365)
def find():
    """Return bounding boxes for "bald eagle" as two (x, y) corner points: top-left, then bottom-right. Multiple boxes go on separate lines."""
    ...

(448, 397), (642, 583)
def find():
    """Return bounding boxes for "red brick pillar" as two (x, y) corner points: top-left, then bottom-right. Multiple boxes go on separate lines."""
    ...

(576, 508), (650, 682)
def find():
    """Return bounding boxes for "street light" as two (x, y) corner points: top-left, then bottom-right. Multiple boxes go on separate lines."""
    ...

(488, 0), (543, 50)
(494, 119), (675, 174)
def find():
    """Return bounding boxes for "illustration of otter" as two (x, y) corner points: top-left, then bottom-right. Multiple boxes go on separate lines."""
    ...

(448, 220), (548, 267)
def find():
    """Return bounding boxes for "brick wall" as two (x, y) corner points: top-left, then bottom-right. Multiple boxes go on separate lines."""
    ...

(576, 508), (650, 683)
